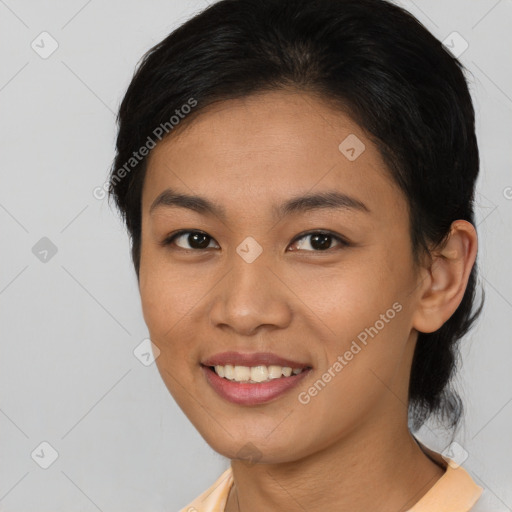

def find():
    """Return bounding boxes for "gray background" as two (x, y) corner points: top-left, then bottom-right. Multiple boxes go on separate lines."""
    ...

(1, 0), (511, 510)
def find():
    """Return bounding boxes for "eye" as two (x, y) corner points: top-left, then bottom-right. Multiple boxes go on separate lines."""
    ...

(161, 229), (350, 252)
(288, 231), (349, 252)
(161, 230), (219, 250)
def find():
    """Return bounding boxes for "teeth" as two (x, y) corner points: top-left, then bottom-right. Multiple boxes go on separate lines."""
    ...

(224, 364), (234, 380)
(250, 365), (268, 382)
(234, 365), (251, 381)
(268, 365), (283, 379)
(212, 364), (306, 383)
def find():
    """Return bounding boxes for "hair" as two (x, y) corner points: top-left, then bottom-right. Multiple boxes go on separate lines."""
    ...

(108, 0), (484, 432)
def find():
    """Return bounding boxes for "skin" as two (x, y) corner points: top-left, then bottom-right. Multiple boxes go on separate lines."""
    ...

(138, 90), (478, 512)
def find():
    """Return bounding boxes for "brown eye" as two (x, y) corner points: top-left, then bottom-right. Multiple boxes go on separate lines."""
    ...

(161, 229), (349, 253)
(162, 230), (219, 250)
(289, 231), (349, 252)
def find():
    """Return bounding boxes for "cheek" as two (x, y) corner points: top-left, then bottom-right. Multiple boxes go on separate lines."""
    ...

(290, 298), (409, 454)
(139, 242), (198, 334)
(139, 247), (189, 371)
(285, 251), (411, 400)
(139, 261), (202, 408)
(285, 249), (405, 340)
(138, 244), (221, 380)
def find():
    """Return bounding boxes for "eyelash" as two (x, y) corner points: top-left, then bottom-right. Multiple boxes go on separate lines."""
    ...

(160, 229), (350, 253)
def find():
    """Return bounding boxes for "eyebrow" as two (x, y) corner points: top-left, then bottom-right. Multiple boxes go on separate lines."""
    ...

(149, 188), (370, 220)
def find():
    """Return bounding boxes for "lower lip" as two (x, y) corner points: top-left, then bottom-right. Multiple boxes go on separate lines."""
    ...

(201, 365), (312, 405)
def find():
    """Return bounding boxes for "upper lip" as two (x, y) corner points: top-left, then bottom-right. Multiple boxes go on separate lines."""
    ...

(201, 351), (311, 369)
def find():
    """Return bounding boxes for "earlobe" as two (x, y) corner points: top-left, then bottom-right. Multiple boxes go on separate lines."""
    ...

(412, 220), (478, 334)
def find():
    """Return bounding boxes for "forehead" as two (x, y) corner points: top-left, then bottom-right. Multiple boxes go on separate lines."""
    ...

(143, 90), (406, 224)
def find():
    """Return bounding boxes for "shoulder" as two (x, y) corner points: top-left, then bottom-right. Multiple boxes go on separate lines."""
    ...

(409, 440), (484, 512)
(177, 467), (233, 512)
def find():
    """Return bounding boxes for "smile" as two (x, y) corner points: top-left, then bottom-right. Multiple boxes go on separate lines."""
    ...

(201, 363), (312, 405)
(210, 364), (305, 383)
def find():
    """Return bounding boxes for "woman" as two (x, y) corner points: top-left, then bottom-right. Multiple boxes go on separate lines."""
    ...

(109, 0), (486, 510)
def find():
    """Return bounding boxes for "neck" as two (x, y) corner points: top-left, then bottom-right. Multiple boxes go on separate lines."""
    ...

(225, 414), (445, 512)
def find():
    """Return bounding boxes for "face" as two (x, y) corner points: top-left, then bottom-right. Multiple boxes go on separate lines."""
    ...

(139, 90), (423, 463)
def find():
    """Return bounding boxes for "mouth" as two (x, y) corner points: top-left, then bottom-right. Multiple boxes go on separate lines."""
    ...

(200, 352), (313, 405)
(201, 351), (312, 383)
(202, 363), (310, 383)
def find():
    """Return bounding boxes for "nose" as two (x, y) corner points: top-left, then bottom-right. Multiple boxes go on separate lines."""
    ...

(208, 248), (293, 336)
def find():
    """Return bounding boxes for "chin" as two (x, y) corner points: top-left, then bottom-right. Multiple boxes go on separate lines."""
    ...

(200, 427), (308, 465)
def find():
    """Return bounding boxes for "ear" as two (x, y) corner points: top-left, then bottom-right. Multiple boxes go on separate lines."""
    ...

(412, 220), (478, 334)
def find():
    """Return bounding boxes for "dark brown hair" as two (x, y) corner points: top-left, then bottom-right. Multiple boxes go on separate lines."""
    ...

(109, 0), (484, 432)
